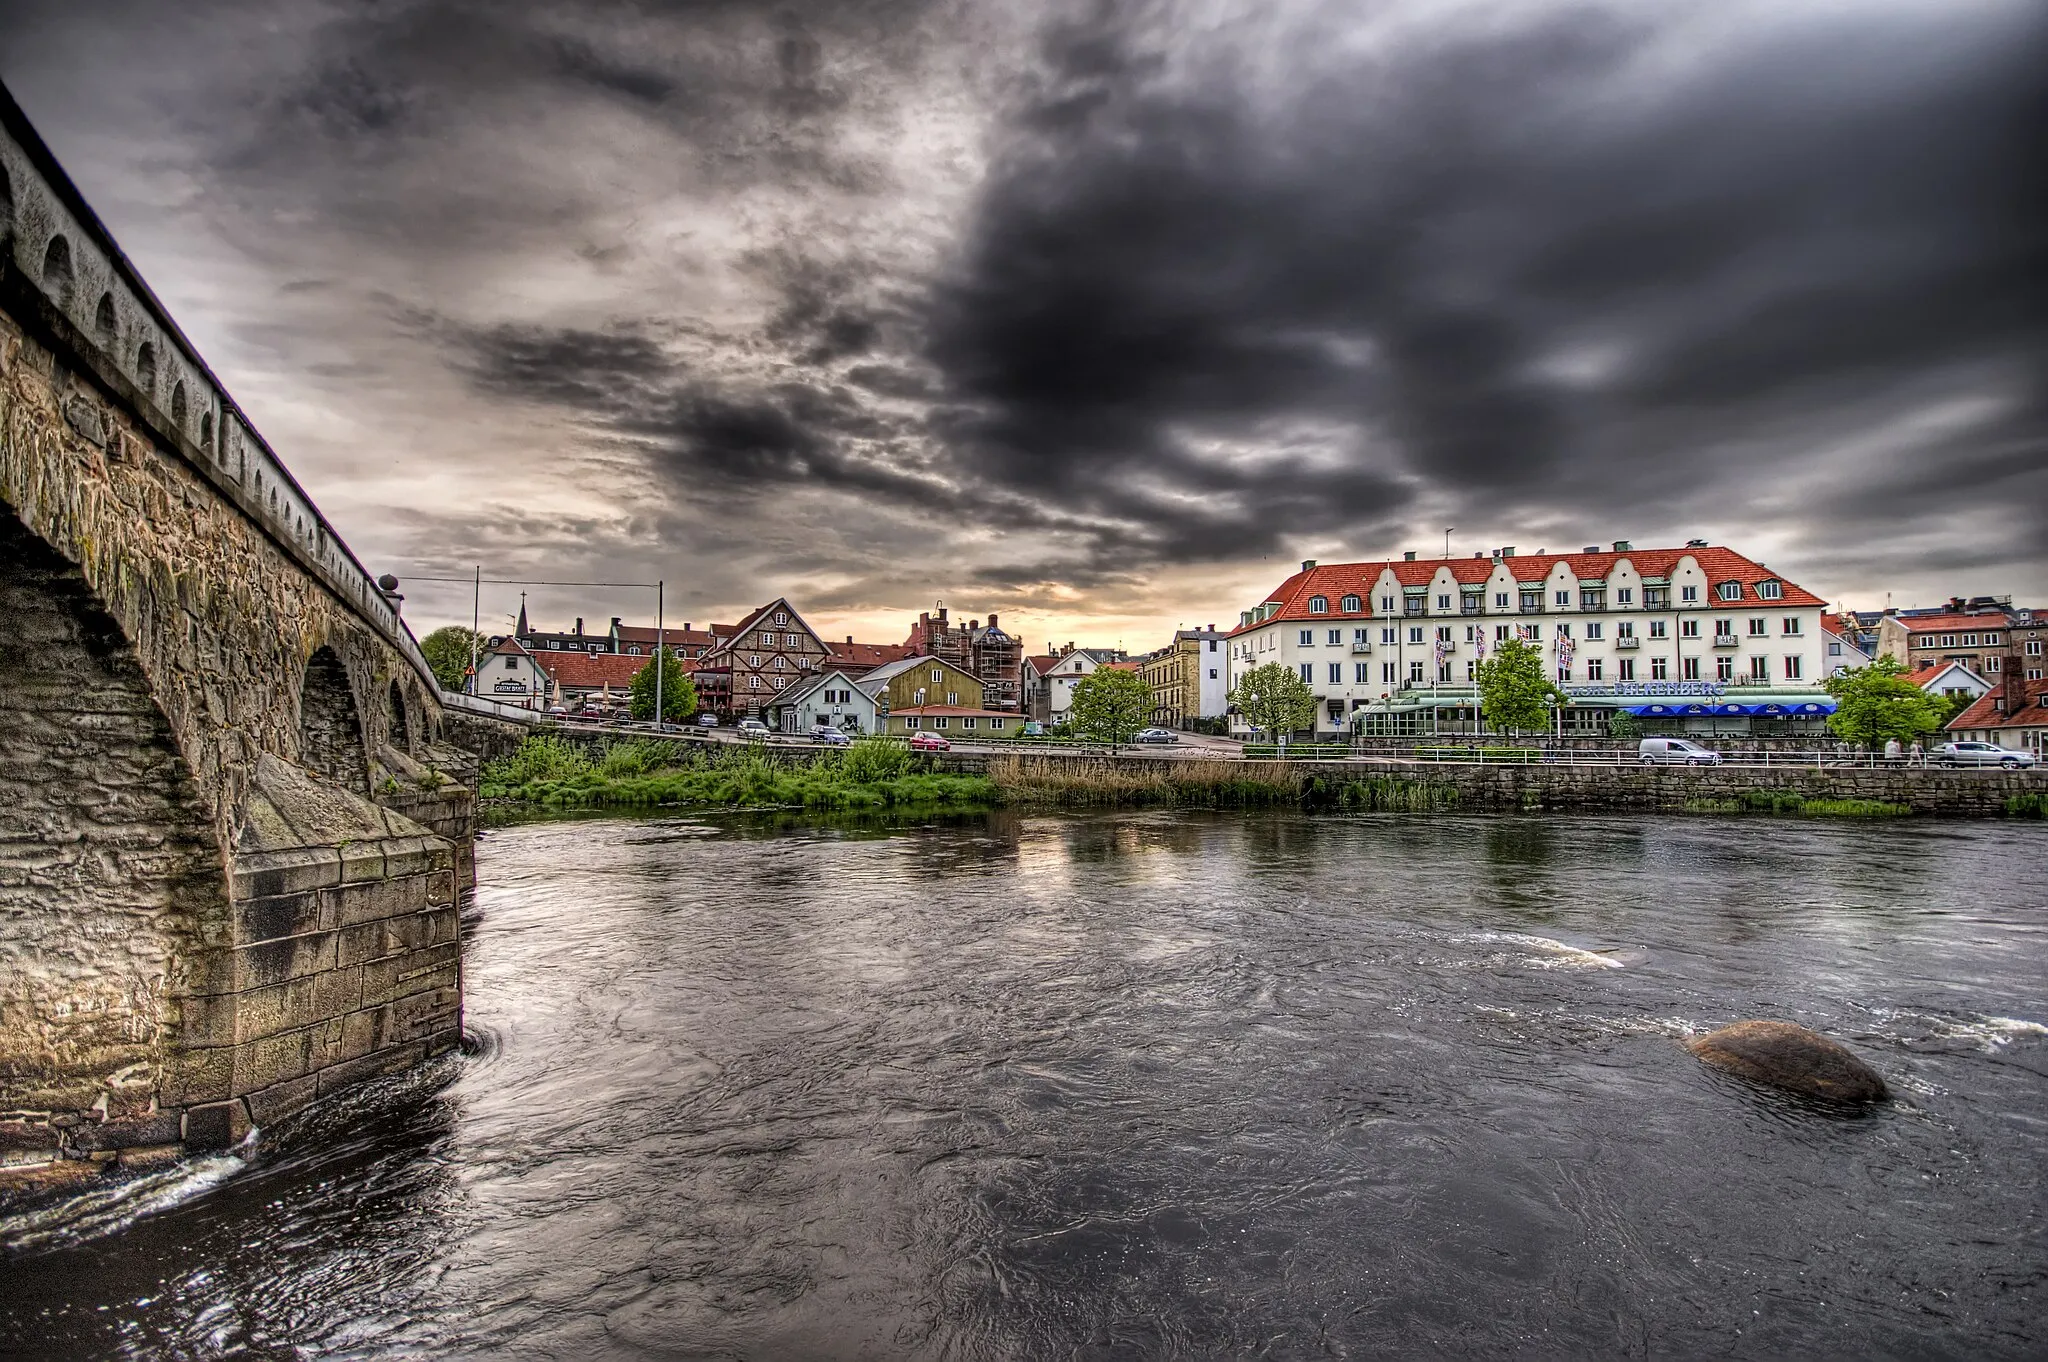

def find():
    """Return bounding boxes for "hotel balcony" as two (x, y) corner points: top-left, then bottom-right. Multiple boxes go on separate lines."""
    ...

(1351, 642), (1372, 654)
(1712, 634), (1742, 648)
(1614, 636), (1641, 649)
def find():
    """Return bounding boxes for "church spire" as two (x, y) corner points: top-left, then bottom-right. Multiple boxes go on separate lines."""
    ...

(517, 591), (529, 636)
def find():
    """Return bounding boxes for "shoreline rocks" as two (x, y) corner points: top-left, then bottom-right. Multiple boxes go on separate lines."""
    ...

(1687, 1020), (1889, 1103)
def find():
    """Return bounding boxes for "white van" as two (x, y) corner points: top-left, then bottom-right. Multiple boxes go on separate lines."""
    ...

(1639, 737), (1722, 766)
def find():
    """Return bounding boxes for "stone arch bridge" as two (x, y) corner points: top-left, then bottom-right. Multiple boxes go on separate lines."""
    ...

(0, 83), (490, 1180)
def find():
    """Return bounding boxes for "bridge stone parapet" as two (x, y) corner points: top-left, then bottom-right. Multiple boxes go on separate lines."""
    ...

(0, 82), (476, 1192)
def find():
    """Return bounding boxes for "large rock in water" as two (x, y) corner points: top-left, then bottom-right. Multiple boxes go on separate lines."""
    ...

(1687, 1021), (1889, 1103)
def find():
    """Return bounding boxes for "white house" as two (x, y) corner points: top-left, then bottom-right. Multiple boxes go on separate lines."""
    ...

(1227, 542), (1833, 739)
(1906, 660), (1991, 704)
(479, 637), (553, 710)
(774, 668), (882, 734)
(1023, 647), (1126, 724)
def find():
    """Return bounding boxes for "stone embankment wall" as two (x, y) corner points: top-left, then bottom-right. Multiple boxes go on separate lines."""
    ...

(953, 752), (2042, 816)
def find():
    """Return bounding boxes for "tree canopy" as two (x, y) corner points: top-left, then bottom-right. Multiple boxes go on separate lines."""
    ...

(1069, 666), (1153, 750)
(629, 648), (699, 723)
(420, 626), (481, 691)
(1230, 662), (1318, 742)
(1823, 655), (1944, 750)
(1475, 636), (1565, 735)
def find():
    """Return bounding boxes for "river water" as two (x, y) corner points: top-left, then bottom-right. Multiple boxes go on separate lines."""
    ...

(2, 811), (2044, 1359)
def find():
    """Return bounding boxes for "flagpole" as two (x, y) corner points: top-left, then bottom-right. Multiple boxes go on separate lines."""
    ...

(655, 580), (665, 729)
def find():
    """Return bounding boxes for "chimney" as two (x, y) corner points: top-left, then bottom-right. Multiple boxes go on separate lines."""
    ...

(847, 635), (855, 645)
(1302, 559), (1317, 571)
(938, 606), (949, 622)
(574, 617), (583, 635)
(610, 616), (622, 632)
(989, 613), (999, 629)
(1612, 540), (1631, 552)
(1502, 546), (1516, 558)
(1403, 550), (1416, 561)
(1582, 546), (1599, 554)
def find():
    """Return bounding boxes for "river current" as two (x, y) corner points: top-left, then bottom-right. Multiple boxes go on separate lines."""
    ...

(2, 811), (2043, 1359)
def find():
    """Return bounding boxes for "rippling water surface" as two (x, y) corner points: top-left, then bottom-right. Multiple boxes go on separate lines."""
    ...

(3, 811), (2045, 1359)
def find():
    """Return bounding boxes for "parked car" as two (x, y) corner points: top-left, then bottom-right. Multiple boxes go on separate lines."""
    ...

(738, 718), (772, 740)
(810, 726), (852, 747)
(1134, 727), (1180, 744)
(1932, 741), (2037, 769)
(1638, 737), (1722, 766)
(696, 713), (718, 727)
(908, 732), (951, 752)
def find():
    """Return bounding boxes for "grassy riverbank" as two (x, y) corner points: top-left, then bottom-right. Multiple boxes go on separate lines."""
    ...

(481, 735), (995, 811)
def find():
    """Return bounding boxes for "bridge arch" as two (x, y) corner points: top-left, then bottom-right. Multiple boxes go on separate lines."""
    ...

(0, 500), (225, 1121)
(298, 646), (370, 795)
(388, 680), (414, 753)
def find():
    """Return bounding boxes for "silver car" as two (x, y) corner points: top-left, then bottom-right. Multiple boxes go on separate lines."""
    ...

(1638, 737), (1721, 766)
(1933, 741), (2037, 769)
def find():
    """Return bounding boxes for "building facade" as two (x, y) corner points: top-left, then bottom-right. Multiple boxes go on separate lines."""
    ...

(1140, 628), (1229, 727)
(1228, 543), (1832, 738)
(1021, 645), (1128, 725)
(1875, 601), (2043, 682)
(479, 637), (553, 709)
(695, 597), (832, 718)
(774, 669), (882, 734)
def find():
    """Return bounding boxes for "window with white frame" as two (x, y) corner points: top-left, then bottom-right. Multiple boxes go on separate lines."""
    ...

(1718, 582), (1742, 601)
(1586, 622), (1603, 639)
(1717, 656), (1734, 681)
(1782, 618), (1802, 635)
(1381, 595), (1396, 612)
(1341, 595), (1361, 612)
(1617, 588), (1634, 604)
(1681, 585), (1699, 603)
(1784, 655), (1803, 680)
(934, 717), (949, 729)
(1587, 658), (1604, 680)
(1299, 629), (1314, 646)
(1748, 618), (1766, 636)
(1651, 656), (1668, 680)
(1383, 627), (1397, 644)
(1438, 594), (1451, 610)
(1555, 590), (1570, 606)
(1617, 658), (1635, 681)
(1409, 661), (1425, 683)
(1495, 592), (1509, 608)
(1383, 662), (1397, 683)
(1682, 657), (1701, 680)
(775, 612), (788, 624)
(1681, 619), (1699, 638)
(1328, 629), (1342, 645)
(1354, 662), (1370, 683)
(1329, 663), (1342, 683)
(1557, 665), (1571, 681)
(1309, 596), (1328, 613)
(905, 716), (919, 729)
(1650, 620), (1668, 639)
(1409, 626), (1424, 644)
(1757, 580), (1782, 600)
(1750, 655), (1769, 680)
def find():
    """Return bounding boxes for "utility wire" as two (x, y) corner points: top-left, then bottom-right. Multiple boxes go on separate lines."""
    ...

(405, 576), (660, 588)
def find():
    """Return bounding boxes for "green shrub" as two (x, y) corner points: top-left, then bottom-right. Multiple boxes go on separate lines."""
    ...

(842, 733), (912, 783)
(2002, 792), (2048, 819)
(484, 734), (592, 789)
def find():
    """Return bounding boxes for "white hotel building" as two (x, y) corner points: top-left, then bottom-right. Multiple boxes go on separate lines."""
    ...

(1227, 542), (1834, 739)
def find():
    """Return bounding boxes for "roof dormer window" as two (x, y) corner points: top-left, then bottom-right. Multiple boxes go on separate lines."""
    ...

(1340, 594), (1361, 613)
(1717, 581), (1744, 602)
(1309, 595), (1328, 613)
(1757, 580), (1783, 600)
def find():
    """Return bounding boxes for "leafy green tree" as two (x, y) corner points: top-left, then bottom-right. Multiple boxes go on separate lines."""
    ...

(1069, 666), (1154, 751)
(420, 625), (481, 691)
(629, 648), (699, 723)
(1824, 655), (1944, 750)
(1230, 662), (1319, 747)
(1475, 636), (1565, 737)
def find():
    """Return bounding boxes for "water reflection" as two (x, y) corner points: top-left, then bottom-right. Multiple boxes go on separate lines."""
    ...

(2, 811), (2043, 1360)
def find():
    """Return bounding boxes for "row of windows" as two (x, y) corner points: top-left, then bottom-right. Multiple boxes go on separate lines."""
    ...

(1298, 654), (1806, 688)
(1306, 580), (1781, 616)
(902, 715), (1006, 730)
(1918, 632), (2004, 648)
(755, 631), (808, 649)
(1286, 616), (1807, 649)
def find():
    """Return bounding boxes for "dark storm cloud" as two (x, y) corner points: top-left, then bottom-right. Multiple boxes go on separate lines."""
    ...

(928, 0), (2048, 572)
(3, 0), (2041, 636)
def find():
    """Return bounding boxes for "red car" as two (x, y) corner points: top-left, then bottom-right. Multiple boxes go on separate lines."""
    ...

(908, 732), (951, 752)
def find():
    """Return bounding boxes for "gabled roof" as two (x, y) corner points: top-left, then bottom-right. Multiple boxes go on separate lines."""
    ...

(1024, 654), (1060, 677)
(1906, 661), (1990, 691)
(1231, 545), (1824, 635)
(488, 636), (541, 660)
(709, 598), (818, 658)
(777, 668), (874, 708)
(1948, 677), (2048, 732)
(857, 653), (979, 688)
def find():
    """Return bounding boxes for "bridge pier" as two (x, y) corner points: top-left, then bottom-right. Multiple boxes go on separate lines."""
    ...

(0, 85), (483, 1197)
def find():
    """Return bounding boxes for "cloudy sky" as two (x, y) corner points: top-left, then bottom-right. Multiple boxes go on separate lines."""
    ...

(3, 0), (2041, 648)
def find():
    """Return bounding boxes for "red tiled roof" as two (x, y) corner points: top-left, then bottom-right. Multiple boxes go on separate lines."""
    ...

(1890, 613), (2016, 634)
(826, 640), (914, 669)
(1025, 654), (1060, 676)
(1230, 545), (1824, 635)
(1103, 659), (1143, 672)
(1949, 678), (2048, 732)
(533, 652), (650, 689)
